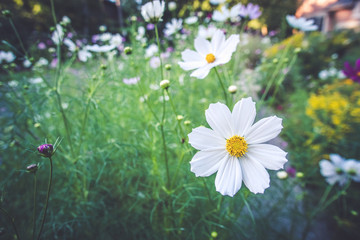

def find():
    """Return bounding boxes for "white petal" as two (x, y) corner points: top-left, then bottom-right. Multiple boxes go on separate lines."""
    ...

(245, 116), (283, 144)
(181, 49), (204, 62)
(329, 154), (345, 166)
(240, 157), (270, 194)
(178, 61), (205, 71)
(211, 30), (225, 55)
(232, 97), (256, 136)
(246, 144), (287, 170)
(205, 102), (233, 138)
(188, 126), (226, 150)
(194, 37), (212, 57)
(319, 160), (336, 177)
(190, 64), (213, 79)
(215, 156), (242, 197)
(190, 149), (228, 177)
(217, 34), (240, 64)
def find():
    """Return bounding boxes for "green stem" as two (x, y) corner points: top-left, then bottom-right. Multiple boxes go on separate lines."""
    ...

(160, 90), (171, 189)
(32, 174), (37, 240)
(0, 207), (21, 240)
(214, 67), (229, 106)
(165, 89), (186, 141)
(8, 18), (29, 59)
(37, 157), (53, 240)
(154, 24), (164, 80)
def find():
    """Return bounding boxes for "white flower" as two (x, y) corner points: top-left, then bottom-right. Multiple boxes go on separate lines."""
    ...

(0, 51), (16, 64)
(28, 77), (43, 84)
(78, 49), (92, 62)
(136, 26), (147, 43)
(145, 44), (158, 58)
(61, 16), (71, 25)
(168, 1), (177, 11)
(51, 24), (64, 44)
(185, 16), (198, 25)
(34, 57), (49, 67)
(164, 19), (183, 36)
(23, 59), (31, 68)
(110, 34), (123, 47)
(210, 0), (226, 5)
(212, 4), (241, 23)
(286, 15), (318, 32)
(100, 33), (112, 42)
(149, 56), (161, 68)
(198, 25), (218, 40)
(86, 44), (116, 53)
(188, 97), (287, 196)
(178, 29), (239, 79)
(99, 25), (107, 32)
(319, 154), (348, 185)
(64, 38), (77, 52)
(141, 0), (165, 23)
(343, 160), (360, 183)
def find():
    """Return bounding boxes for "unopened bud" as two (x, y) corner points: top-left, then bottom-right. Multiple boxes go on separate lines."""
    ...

(211, 231), (218, 238)
(100, 64), (107, 70)
(165, 64), (172, 70)
(294, 48), (301, 53)
(184, 120), (191, 125)
(276, 171), (288, 180)
(37, 144), (53, 158)
(176, 115), (184, 121)
(272, 58), (278, 64)
(130, 16), (137, 22)
(296, 172), (304, 178)
(2, 10), (12, 18)
(228, 85), (237, 94)
(160, 79), (170, 89)
(26, 163), (38, 173)
(124, 46), (132, 55)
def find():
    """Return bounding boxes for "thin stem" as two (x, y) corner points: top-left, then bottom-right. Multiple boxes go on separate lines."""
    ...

(160, 90), (171, 189)
(0, 207), (21, 240)
(32, 174), (37, 240)
(37, 157), (53, 240)
(165, 89), (186, 141)
(8, 18), (29, 59)
(154, 24), (164, 80)
(214, 67), (229, 106)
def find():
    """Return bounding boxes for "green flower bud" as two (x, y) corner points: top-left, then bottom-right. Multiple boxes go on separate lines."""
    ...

(124, 46), (133, 55)
(165, 64), (172, 70)
(2, 10), (12, 18)
(160, 79), (170, 89)
(26, 163), (39, 173)
(228, 85), (237, 94)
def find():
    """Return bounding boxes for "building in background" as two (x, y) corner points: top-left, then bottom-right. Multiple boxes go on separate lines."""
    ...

(296, 0), (360, 32)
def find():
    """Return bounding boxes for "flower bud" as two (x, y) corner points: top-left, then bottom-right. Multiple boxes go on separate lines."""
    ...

(100, 64), (107, 70)
(165, 64), (172, 70)
(184, 120), (191, 125)
(37, 144), (53, 158)
(2, 10), (12, 18)
(160, 79), (170, 89)
(276, 171), (288, 179)
(130, 16), (137, 22)
(296, 172), (304, 178)
(272, 58), (278, 64)
(124, 46), (133, 55)
(228, 85), (237, 94)
(294, 48), (301, 53)
(211, 231), (218, 238)
(176, 115), (184, 121)
(26, 163), (38, 173)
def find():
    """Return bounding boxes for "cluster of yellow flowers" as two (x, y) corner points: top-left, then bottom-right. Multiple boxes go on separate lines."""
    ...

(306, 79), (360, 141)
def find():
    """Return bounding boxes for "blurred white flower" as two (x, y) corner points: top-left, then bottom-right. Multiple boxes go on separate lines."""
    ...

(8, 80), (19, 87)
(123, 77), (140, 85)
(78, 49), (92, 62)
(145, 44), (158, 58)
(164, 19), (183, 36)
(61, 16), (71, 25)
(286, 15), (318, 31)
(51, 24), (64, 44)
(168, 1), (177, 11)
(197, 25), (218, 40)
(149, 56), (161, 68)
(28, 77), (43, 84)
(238, 3), (262, 20)
(343, 160), (360, 183)
(86, 44), (116, 53)
(34, 57), (49, 67)
(100, 33), (112, 42)
(23, 59), (31, 68)
(276, 171), (288, 180)
(320, 154), (348, 185)
(0, 51), (16, 64)
(136, 26), (147, 43)
(178, 29), (239, 79)
(188, 97), (287, 196)
(141, 0), (165, 23)
(185, 16), (198, 25)
(64, 38), (77, 52)
(110, 34), (123, 47)
(210, 0), (226, 5)
(212, 4), (241, 22)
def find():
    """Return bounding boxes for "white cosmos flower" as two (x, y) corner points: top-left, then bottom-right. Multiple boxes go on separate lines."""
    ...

(145, 44), (159, 58)
(210, 0), (226, 5)
(188, 97), (287, 196)
(86, 44), (116, 53)
(198, 25), (218, 40)
(319, 154), (348, 185)
(212, 4), (241, 22)
(343, 159), (360, 183)
(141, 0), (165, 23)
(64, 38), (77, 52)
(164, 19), (183, 36)
(78, 49), (92, 62)
(51, 24), (64, 44)
(0, 51), (16, 64)
(178, 29), (239, 79)
(286, 15), (318, 31)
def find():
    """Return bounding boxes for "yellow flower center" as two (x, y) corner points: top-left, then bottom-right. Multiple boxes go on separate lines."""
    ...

(357, 71), (360, 77)
(206, 53), (216, 63)
(226, 135), (248, 158)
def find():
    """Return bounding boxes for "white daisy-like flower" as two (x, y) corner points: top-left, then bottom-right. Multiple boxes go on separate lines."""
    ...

(141, 0), (165, 23)
(188, 97), (287, 196)
(212, 4), (241, 23)
(164, 19), (183, 37)
(286, 15), (318, 32)
(51, 24), (64, 45)
(319, 154), (348, 185)
(178, 30), (239, 79)
(343, 159), (360, 183)
(197, 25), (218, 40)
